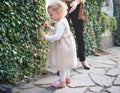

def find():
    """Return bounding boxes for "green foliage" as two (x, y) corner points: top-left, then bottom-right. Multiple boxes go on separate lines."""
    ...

(113, 0), (120, 46)
(99, 12), (117, 32)
(84, 22), (97, 55)
(0, 0), (48, 84)
(84, 0), (117, 55)
(84, 0), (104, 55)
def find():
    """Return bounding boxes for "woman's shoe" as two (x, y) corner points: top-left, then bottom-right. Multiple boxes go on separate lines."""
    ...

(66, 77), (71, 84)
(52, 81), (66, 88)
(82, 61), (90, 70)
(83, 65), (90, 70)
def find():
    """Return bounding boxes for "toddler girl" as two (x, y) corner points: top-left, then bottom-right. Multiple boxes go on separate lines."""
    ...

(42, 1), (77, 88)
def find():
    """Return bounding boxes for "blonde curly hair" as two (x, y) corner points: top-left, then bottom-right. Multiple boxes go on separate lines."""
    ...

(47, 1), (68, 17)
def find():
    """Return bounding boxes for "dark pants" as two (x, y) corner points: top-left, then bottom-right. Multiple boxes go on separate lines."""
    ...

(66, 4), (85, 62)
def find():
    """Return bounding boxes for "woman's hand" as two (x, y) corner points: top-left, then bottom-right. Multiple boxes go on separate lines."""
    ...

(69, 1), (78, 13)
(69, 0), (79, 13)
(69, 0), (85, 13)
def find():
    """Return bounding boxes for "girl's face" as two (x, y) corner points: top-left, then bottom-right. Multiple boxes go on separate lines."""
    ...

(48, 8), (61, 21)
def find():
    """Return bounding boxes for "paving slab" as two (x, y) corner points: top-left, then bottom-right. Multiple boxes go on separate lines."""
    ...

(53, 87), (87, 93)
(90, 68), (106, 74)
(33, 75), (59, 85)
(107, 86), (120, 93)
(18, 83), (34, 89)
(114, 74), (120, 85)
(89, 73), (115, 87)
(19, 87), (53, 93)
(68, 74), (95, 87)
(105, 68), (120, 76)
(89, 86), (103, 93)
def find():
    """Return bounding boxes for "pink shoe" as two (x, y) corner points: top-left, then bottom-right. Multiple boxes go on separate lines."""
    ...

(52, 81), (66, 88)
(66, 77), (71, 84)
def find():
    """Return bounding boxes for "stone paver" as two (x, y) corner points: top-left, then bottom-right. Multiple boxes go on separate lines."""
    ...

(13, 47), (120, 93)
(105, 68), (120, 76)
(114, 74), (120, 86)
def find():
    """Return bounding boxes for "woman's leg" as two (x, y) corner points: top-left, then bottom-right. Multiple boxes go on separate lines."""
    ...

(69, 5), (90, 70)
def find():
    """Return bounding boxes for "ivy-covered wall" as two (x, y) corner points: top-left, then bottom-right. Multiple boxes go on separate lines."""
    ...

(84, 0), (104, 55)
(0, 0), (48, 84)
(113, 0), (120, 46)
(84, 0), (117, 55)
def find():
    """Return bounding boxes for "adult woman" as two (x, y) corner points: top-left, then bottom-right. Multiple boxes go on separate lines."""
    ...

(62, 0), (90, 70)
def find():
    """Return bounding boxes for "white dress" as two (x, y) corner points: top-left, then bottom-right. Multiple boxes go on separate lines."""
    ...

(45, 17), (77, 71)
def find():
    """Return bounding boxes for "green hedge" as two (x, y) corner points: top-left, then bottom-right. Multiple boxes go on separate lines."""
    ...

(113, 0), (120, 46)
(0, 0), (48, 84)
(84, 0), (117, 55)
(84, 0), (104, 55)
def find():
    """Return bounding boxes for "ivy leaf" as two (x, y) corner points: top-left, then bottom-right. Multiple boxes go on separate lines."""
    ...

(5, 2), (10, 7)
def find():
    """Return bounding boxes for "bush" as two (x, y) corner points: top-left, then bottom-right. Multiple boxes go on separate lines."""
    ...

(0, 0), (48, 84)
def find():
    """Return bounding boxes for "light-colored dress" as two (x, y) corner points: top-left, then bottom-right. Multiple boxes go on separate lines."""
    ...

(45, 17), (77, 71)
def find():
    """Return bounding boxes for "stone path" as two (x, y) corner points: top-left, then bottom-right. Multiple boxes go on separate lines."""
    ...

(13, 47), (120, 93)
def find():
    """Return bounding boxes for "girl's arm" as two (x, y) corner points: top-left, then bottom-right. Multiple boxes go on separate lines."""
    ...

(49, 26), (54, 32)
(44, 21), (65, 42)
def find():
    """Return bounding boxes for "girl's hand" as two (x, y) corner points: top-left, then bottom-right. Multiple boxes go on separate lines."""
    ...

(42, 35), (47, 41)
(42, 35), (46, 39)
(41, 32), (46, 35)
(44, 21), (51, 28)
(38, 21), (51, 29)
(41, 32), (47, 40)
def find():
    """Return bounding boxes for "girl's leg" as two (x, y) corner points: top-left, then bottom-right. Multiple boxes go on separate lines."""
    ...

(59, 70), (66, 82)
(66, 70), (71, 84)
(66, 70), (70, 78)
(52, 70), (66, 88)
(59, 70), (71, 84)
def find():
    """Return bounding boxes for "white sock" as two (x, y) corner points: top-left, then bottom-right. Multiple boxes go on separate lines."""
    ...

(59, 70), (66, 81)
